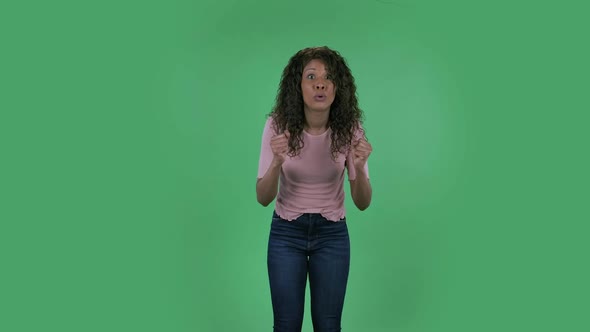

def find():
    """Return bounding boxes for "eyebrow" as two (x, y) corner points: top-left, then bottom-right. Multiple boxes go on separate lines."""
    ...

(303, 68), (316, 72)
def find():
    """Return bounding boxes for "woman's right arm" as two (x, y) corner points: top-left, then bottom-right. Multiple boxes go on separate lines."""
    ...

(256, 158), (283, 206)
(256, 127), (289, 206)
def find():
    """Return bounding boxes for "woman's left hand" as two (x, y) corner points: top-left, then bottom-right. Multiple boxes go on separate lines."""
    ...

(351, 139), (372, 170)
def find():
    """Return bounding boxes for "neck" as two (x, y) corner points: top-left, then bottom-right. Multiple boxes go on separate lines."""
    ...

(304, 108), (330, 134)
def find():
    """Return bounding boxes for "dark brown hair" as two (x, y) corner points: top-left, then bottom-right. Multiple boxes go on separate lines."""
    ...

(269, 46), (365, 158)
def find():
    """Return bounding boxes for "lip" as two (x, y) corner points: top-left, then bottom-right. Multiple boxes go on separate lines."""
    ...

(314, 95), (326, 101)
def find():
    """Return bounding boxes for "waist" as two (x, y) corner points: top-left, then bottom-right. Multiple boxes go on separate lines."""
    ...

(273, 210), (345, 222)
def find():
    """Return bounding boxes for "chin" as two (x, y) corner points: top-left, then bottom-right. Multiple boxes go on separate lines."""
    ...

(312, 106), (331, 112)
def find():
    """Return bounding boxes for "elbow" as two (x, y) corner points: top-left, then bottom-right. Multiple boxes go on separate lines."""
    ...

(350, 181), (372, 212)
(352, 192), (372, 211)
(256, 184), (276, 207)
(258, 198), (271, 207)
(256, 183), (269, 206)
(357, 202), (371, 211)
(256, 192), (273, 207)
(353, 194), (372, 211)
(256, 194), (268, 207)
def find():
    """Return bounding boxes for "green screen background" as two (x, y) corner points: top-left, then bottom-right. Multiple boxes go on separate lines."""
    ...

(2, 0), (588, 331)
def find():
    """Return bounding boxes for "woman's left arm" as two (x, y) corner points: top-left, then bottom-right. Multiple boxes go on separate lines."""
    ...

(350, 169), (372, 210)
(349, 138), (373, 210)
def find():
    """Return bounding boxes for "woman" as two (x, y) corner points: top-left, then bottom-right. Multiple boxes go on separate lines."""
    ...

(256, 46), (373, 332)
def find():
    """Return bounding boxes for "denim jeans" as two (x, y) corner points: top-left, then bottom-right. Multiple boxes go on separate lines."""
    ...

(267, 210), (350, 332)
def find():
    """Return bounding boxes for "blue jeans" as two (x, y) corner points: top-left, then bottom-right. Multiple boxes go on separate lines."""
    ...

(267, 211), (350, 332)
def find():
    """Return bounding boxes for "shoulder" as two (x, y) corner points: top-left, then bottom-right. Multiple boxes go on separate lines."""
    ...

(264, 116), (278, 129)
(261, 116), (281, 139)
(353, 122), (366, 140)
(262, 116), (275, 132)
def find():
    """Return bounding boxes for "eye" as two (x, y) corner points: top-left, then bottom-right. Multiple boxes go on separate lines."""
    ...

(306, 74), (315, 79)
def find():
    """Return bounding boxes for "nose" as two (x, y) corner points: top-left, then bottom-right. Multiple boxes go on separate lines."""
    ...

(314, 80), (326, 90)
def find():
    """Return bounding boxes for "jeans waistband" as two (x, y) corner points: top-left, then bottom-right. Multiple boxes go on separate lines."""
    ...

(273, 210), (341, 222)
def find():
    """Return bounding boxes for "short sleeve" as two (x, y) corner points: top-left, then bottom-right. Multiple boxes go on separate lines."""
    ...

(346, 125), (370, 181)
(257, 118), (275, 179)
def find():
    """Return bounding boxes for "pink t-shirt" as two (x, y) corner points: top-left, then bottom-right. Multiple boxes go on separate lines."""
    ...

(257, 117), (369, 221)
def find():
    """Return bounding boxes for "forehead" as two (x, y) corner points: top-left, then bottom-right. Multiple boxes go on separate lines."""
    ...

(303, 59), (327, 71)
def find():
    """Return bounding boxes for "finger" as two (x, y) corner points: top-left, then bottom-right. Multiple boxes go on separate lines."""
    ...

(272, 141), (288, 150)
(271, 137), (289, 145)
(355, 149), (370, 158)
(355, 137), (367, 144)
(273, 137), (288, 144)
(271, 140), (287, 147)
(356, 143), (372, 152)
(354, 146), (370, 154)
(356, 139), (370, 148)
(272, 145), (288, 154)
(271, 138), (288, 145)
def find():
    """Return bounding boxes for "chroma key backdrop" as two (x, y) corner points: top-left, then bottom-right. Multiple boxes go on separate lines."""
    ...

(1, 0), (588, 331)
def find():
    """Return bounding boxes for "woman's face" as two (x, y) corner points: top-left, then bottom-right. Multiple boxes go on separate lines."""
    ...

(301, 59), (336, 113)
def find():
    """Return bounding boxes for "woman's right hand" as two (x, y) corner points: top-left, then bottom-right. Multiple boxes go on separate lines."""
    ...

(270, 130), (290, 165)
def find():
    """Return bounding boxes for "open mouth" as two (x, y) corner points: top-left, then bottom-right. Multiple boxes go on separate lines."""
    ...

(314, 95), (326, 101)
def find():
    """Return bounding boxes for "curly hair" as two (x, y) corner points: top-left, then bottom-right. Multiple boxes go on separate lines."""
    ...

(268, 46), (365, 159)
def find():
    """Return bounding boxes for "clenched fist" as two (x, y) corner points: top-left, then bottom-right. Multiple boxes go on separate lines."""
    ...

(270, 130), (290, 165)
(351, 138), (372, 170)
